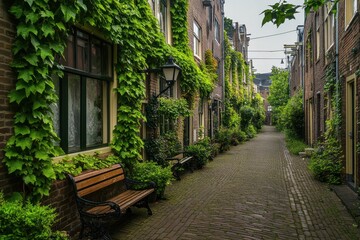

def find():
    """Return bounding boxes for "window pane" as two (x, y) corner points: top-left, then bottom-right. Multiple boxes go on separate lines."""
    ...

(76, 31), (89, 71)
(160, 0), (167, 38)
(103, 43), (112, 77)
(91, 39), (102, 75)
(68, 74), (81, 152)
(61, 35), (74, 67)
(86, 78), (104, 147)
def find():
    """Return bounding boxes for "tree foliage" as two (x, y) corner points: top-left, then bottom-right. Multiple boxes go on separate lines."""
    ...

(267, 67), (289, 127)
(261, 0), (338, 27)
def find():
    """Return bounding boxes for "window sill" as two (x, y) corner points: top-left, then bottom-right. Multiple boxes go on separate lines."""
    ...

(52, 146), (113, 163)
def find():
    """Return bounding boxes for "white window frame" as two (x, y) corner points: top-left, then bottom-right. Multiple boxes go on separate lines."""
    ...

(193, 20), (202, 58)
(324, 3), (334, 52)
(315, 12), (320, 60)
(214, 18), (220, 44)
(345, 0), (358, 29)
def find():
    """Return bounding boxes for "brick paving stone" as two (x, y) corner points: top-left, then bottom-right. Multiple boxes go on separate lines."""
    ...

(110, 126), (360, 240)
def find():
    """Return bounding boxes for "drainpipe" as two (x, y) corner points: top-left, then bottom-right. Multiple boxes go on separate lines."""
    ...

(335, 2), (339, 139)
(221, 0), (225, 121)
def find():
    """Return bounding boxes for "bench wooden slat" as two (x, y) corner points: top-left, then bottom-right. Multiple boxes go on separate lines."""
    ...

(85, 189), (154, 215)
(77, 174), (125, 197)
(76, 168), (124, 192)
(74, 164), (123, 182)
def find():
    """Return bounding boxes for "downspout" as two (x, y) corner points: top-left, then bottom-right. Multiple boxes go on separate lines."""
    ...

(221, 1), (226, 111)
(221, 0), (225, 121)
(335, 2), (339, 138)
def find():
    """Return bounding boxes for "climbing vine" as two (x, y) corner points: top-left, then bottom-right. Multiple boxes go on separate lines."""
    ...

(5, 0), (217, 201)
(5, 0), (83, 202)
(170, 0), (214, 102)
(223, 36), (249, 128)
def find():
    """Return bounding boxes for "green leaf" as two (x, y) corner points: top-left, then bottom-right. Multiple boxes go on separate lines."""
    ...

(55, 22), (66, 31)
(7, 159), (23, 173)
(17, 23), (38, 39)
(30, 35), (40, 50)
(39, 45), (53, 61)
(26, 12), (40, 24)
(49, 42), (64, 54)
(18, 68), (34, 82)
(23, 53), (38, 66)
(60, 4), (77, 22)
(40, 10), (54, 19)
(33, 99), (46, 110)
(41, 23), (55, 38)
(24, 174), (37, 184)
(35, 151), (49, 160)
(15, 125), (30, 135)
(30, 129), (46, 141)
(9, 5), (23, 19)
(42, 166), (55, 179)
(4, 149), (17, 158)
(9, 90), (25, 104)
(16, 137), (33, 150)
(24, 0), (34, 7)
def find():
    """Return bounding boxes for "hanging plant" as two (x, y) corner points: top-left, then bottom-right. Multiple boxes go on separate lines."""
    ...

(158, 97), (191, 120)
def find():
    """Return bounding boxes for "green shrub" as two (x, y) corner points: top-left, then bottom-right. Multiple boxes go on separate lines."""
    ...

(0, 192), (68, 240)
(308, 135), (343, 185)
(144, 132), (182, 167)
(309, 152), (343, 184)
(280, 90), (304, 139)
(231, 128), (247, 145)
(210, 142), (221, 159)
(130, 161), (173, 198)
(214, 128), (232, 152)
(185, 139), (212, 169)
(240, 105), (255, 129)
(285, 133), (308, 155)
(53, 154), (122, 180)
(245, 125), (257, 139)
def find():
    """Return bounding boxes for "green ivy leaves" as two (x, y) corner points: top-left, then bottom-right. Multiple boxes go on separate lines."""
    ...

(5, 0), (82, 202)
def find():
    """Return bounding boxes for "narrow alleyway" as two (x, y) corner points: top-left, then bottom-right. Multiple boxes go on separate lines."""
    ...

(110, 126), (360, 240)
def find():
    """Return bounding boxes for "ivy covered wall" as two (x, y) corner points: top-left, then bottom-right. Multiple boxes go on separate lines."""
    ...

(3, 0), (219, 202)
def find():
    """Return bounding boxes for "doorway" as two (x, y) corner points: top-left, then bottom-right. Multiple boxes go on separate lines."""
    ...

(346, 76), (357, 187)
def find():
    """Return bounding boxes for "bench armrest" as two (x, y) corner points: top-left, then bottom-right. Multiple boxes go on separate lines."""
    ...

(125, 177), (156, 190)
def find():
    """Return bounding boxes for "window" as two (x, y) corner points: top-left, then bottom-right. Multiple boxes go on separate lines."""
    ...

(159, 0), (168, 40)
(214, 18), (220, 43)
(53, 28), (112, 153)
(315, 12), (320, 60)
(324, 3), (334, 51)
(198, 99), (205, 139)
(159, 78), (175, 135)
(345, 0), (357, 28)
(193, 21), (201, 58)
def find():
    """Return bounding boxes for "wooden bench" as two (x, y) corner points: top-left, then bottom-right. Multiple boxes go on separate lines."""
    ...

(68, 163), (156, 239)
(166, 152), (194, 180)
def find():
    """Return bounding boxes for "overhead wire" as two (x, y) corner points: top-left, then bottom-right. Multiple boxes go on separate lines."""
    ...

(250, 30), (296, 40)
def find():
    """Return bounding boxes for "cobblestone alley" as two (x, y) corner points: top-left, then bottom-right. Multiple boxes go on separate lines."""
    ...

(110, 126), (360, 240)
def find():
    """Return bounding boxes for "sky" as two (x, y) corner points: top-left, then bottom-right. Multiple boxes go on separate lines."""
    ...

(224, 0), (305, 73)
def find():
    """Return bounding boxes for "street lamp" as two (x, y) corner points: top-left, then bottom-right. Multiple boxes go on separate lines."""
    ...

(161, 57), (181, 86)
(157, 57), (181, 98)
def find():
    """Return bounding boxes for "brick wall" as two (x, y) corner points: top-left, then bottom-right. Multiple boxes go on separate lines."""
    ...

(0, 0), (23, 195)
(338, 0), (360, 186)
(188, 0), (223, 141)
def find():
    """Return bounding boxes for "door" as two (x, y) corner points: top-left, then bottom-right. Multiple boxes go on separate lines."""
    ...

(346, 78), (357, 186)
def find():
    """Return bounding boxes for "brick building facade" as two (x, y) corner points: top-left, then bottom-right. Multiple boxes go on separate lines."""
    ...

(338, 0), (360, 189)
(0, 0), (225, 237)
(293, 0), (360, 192)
